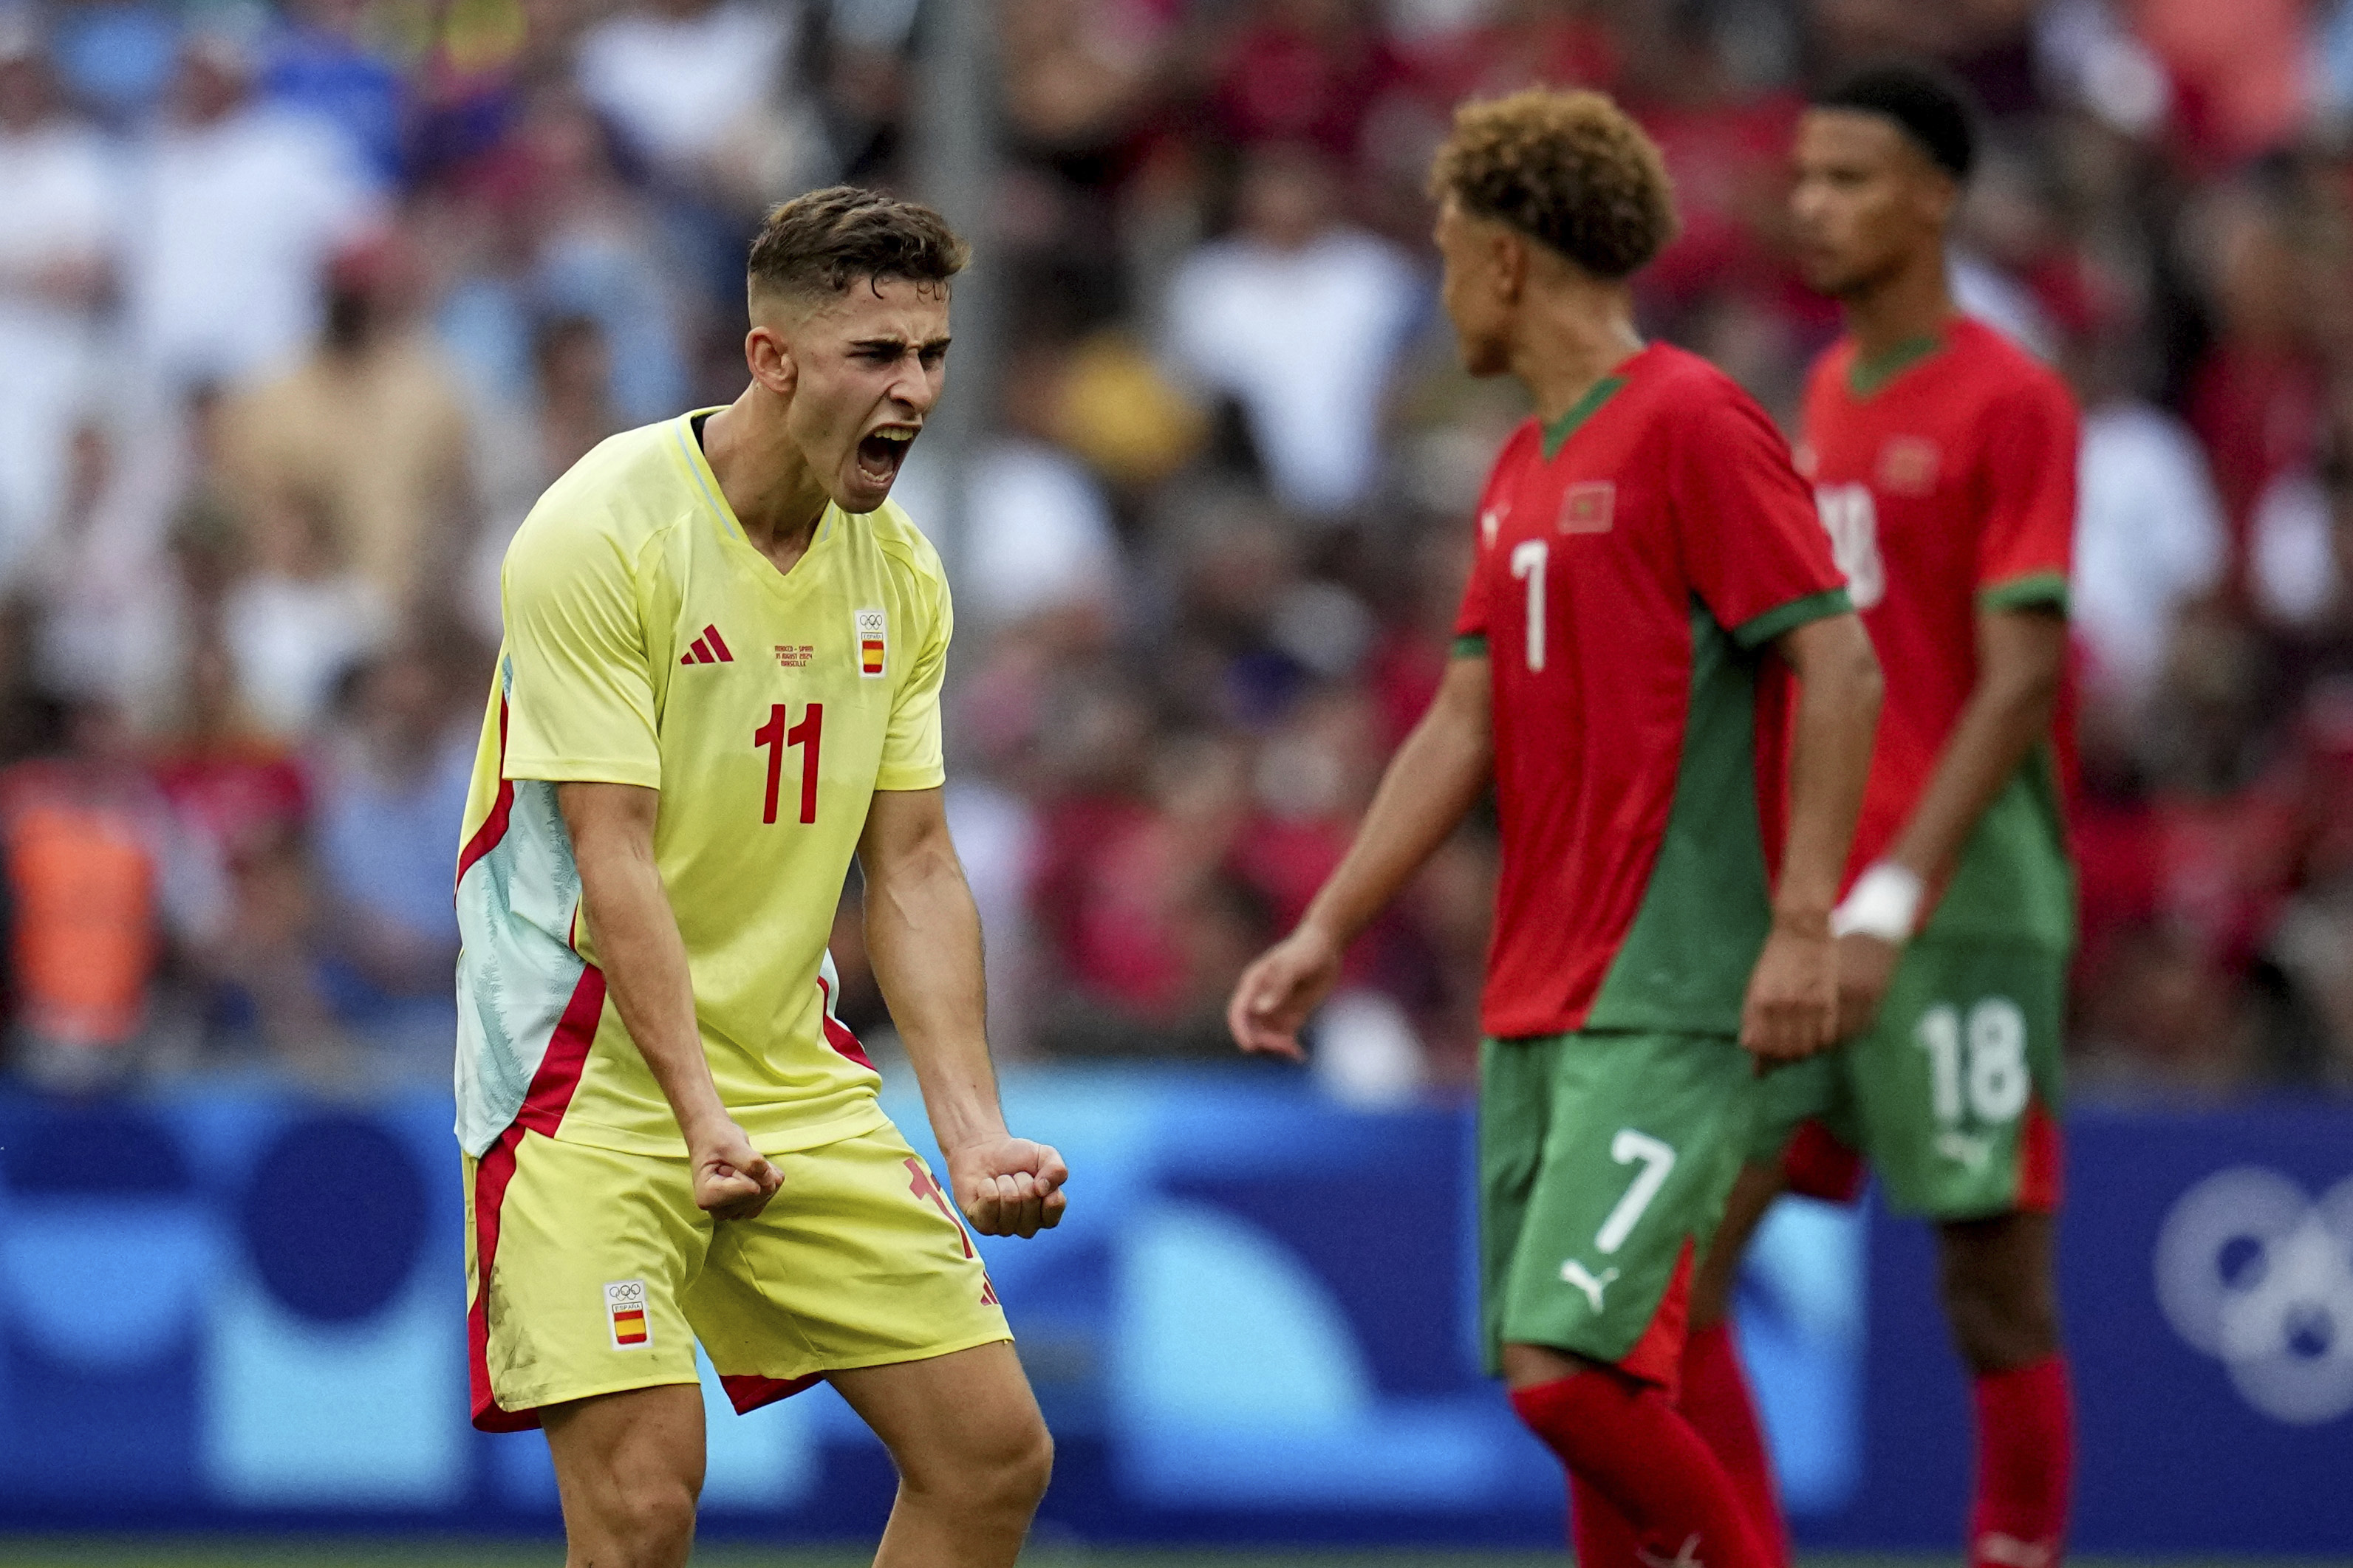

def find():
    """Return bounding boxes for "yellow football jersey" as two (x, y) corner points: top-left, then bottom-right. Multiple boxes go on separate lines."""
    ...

(452, 411), (950, 1160)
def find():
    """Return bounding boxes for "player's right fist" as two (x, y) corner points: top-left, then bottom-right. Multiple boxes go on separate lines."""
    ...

(689, 1118), (782, 1221)
(1226, 925), (1343, 1061)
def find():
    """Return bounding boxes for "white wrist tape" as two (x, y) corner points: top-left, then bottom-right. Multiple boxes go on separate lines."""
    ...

(1831, 863), (1924, 942)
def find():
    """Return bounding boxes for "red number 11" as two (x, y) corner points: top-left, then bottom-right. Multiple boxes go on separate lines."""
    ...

(754, 702), (822, 824)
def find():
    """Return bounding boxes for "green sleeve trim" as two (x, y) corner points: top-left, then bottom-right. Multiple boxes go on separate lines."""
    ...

(1452, 633), (1489, 658)
(1979, 571), (2070, 615)
(1730, 586), (1854, 651)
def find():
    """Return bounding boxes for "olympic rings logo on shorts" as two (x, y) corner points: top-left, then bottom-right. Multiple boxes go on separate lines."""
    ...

(2154, 1166), (2353, 1425)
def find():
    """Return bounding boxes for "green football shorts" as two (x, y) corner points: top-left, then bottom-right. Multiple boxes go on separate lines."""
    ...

(1748, 937), (2066, 1218)
(1479, 1030), (1757, 1389)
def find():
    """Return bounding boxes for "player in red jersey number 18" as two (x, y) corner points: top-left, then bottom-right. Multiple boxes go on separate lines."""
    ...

(1229, 89), (1883, 1568)
(1672, 63), (2082, 1568)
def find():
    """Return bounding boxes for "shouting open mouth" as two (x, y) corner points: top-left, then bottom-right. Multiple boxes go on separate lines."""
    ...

(856, 424), (918, 487)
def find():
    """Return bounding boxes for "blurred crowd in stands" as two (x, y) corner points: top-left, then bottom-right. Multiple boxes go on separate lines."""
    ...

(6, 0), (2353, 1102)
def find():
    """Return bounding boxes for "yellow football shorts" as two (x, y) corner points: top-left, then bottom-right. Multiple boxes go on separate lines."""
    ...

(464, 1121), (1009, 1431)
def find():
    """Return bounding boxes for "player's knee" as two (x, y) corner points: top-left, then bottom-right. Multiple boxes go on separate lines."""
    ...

(598, 1473), (698, 1565)
(998, 1416), (1056, 1510)
(903, 1408), (1053, 1520)
(1939, 1243), (2057, 1374)
(966, 1410), (1053, 1516)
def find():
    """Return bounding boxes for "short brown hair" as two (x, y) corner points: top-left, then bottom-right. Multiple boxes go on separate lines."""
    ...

(1429, 89), (1678, 281)
(746, 185), (970, 303)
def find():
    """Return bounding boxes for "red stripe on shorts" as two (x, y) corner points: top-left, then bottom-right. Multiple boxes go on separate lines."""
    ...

(2016, 1095), (2063, 1213)
(720, 1371), (824, 1414)
(468, 961), (607, 1433)
(1782, 1117), (1868, 1205)
(1617, 1238), (1696, 1399)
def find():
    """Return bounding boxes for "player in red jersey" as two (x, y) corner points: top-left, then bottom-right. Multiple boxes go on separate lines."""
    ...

(1660, 63), (2082, 1568)
(1227, 89), (1882, 1568)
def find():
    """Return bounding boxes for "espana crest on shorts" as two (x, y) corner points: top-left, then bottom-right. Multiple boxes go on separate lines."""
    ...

(605, 1278), (651, 1349)
(855, 607), (887, 677)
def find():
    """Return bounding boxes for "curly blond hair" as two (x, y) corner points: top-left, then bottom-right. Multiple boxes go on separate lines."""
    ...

(1429, 89), (1678, 281)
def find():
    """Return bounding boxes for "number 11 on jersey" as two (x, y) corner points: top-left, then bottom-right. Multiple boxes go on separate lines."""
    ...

(754, 702), (822, 824)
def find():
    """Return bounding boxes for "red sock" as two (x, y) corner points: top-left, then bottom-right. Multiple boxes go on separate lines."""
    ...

(1970, 1356), (2072, 1568)
(1679, 1322), (1791, 1568)
(1571, 1474), (1643, 1568)
(1512, 1369), (1769, 1568)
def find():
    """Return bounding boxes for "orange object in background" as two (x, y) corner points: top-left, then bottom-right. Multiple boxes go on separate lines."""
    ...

(3, 797), (158, 1050)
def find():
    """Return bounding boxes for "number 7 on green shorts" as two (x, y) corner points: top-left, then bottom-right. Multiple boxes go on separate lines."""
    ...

(1478, 1030), (1757, 1387)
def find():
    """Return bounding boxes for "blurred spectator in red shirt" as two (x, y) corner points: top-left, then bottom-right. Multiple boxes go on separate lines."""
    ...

(1201, 0), (1407, 162)
(2185, 179), (2326, 599)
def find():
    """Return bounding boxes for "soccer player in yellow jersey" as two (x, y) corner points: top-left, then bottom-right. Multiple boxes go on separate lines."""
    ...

(454, 187), (1066, 1568)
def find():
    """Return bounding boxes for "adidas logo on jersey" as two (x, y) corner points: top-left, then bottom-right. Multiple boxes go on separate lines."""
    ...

(680, 624), (734, 665)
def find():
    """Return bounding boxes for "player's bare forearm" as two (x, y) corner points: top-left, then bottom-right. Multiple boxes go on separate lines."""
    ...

(860, 787), (1067, 1236)
(1229, 652), (1492, 1058)
(1746, 613), (1881, 1060)
(1885, 607), (2065, 884)
(858, 788), (1000, 1149)
(559, 782), (729, 1135)
(1298, 651), (1493, 946)
(558, 781), (778, 1216)
(1774, 613), (1882, 924)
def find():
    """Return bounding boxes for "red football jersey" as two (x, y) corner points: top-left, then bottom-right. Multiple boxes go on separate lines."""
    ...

(1797, 318), (2078, 948)
(1454, 343), (1850, 1040)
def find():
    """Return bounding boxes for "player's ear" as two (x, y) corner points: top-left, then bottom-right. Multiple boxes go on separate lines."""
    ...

(745, 323), (796, 397)
(1492, 226), (1528, 305)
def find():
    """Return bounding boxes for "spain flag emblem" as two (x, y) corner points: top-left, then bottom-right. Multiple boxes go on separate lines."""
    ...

(605, 1279), (652, 1349)
(855, 607), (887, 677)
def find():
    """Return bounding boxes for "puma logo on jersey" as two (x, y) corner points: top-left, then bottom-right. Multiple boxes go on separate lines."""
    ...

(1560, 1259), (1619, 1312)
(679, 624), (734, 665)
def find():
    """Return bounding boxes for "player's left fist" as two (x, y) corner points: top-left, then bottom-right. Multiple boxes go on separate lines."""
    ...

(1740, 919), (1839, 1065)
(948, 1137), (1070, 1239)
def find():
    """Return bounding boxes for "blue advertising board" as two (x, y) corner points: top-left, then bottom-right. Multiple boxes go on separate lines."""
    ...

(0, 1070), (2343, 1549)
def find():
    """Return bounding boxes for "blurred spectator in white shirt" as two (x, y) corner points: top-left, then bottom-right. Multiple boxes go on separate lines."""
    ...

(576, 0), (828, 215)
(2074, 401), (2229, 707)
(2251, 448), (2353, 631)
(434, 90), (689, 426)
(893, 342), (1123, 635)
(0, 22), (113, 579)
(1164, 144), (1423, 516)
(124, 21), (381, 394)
